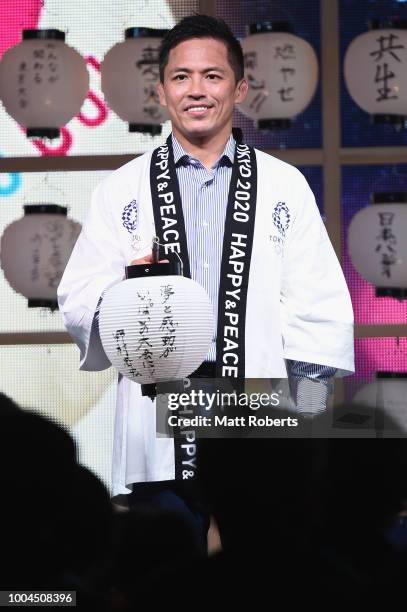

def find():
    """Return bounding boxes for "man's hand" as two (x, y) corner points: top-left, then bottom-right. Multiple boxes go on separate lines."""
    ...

(130, 253), (169, 265)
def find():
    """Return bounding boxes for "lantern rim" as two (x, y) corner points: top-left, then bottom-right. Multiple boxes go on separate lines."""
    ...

(376, 372), (407, 379)
(375, 287), (407, 300)
(368, 18), (407, 30)
(372, 114), (407, 127)
(125, 27), (169, 39)
(258, 118), (292, 130)
(125, 261), (182, 279)
(24, 204), (68, 215)
(28, 299), (59, 310)
(22, 29), (65, 41)
(26, 128), (60, 139)
(248, 22), (293, 35)
(129, 123), (162, 135)
(371, 192), (407, 204)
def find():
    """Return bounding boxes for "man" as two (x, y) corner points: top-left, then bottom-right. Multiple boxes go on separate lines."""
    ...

(58, 15), (354, 544)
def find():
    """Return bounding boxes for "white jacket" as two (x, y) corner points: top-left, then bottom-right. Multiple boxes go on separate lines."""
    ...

(58, 147), (354, 495)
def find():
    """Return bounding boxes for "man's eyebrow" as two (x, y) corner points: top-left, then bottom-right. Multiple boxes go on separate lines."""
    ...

(169, 66), (227, 75)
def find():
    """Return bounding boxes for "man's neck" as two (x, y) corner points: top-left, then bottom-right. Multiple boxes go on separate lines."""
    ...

(173, 128), (232, 170)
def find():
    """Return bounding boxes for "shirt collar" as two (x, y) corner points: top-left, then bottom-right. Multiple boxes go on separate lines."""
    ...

(171, 133), (235, 169)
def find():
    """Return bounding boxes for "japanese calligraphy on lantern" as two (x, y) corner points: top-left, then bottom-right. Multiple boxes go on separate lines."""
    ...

(370, 33), (405, 103)
(375, 212), (398, 278)
(344, 28), (407, 117)
(28, 220), (76, 287)
(135, 288), (155, 376)
(101, 34), (168, 129)
(113, 328), (141, 380)
(44, 219), (64, 288)
(239, 31), (318, 124)
(16, 42), (61, 110)
(348, 202), (407, 291)
(159, 283), (178, 359)
(135, 43), (163, 121)
(30, 232), (42, 282)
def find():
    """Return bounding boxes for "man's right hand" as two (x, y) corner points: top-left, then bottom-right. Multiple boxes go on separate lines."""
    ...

(130, 253), (169, 265)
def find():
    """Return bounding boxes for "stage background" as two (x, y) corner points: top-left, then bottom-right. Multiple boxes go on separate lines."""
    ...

(1, 0), (406, 490)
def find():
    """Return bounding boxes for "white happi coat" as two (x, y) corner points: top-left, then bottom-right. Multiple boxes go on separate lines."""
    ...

(58, 146), (354, 496)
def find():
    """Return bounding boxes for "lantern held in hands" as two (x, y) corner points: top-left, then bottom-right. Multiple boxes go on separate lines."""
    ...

(99, 273), (215, 385)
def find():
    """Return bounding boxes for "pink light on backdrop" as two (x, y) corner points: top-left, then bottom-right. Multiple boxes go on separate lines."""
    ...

(354, 337), (407, 380)
(343, 250), (407, 325)
(0, 1), (42, 58)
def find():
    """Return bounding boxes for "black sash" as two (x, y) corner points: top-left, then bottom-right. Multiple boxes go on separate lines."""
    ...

(150, 133), (257, 479)
(150, 133), (257, 380)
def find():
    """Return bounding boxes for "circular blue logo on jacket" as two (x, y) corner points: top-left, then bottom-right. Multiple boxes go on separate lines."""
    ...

(122, 200), (138, 233)
(272, 202), (290, 237)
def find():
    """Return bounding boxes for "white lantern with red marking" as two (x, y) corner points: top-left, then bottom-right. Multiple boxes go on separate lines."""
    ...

(0, 204), (81, 309)
(238, 22), (319, 129)
(101, 27), (169, 135)
(0, 29), (89, 139)
(348, 192), (407, 300)
(344, 20), (407, 127)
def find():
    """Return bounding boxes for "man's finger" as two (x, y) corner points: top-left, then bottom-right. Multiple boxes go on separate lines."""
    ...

(130, 253), (169, 266)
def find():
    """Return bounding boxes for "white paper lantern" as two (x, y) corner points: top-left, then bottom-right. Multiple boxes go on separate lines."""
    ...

(101, 27), (169, 134)
(0, 204), (81, 309)
(348, 193), (407, 299)
(238, 22), (319, 129)
(0, 29), (89, 139)
(99, 275), (215, 384)
(344, 21), (407, 126)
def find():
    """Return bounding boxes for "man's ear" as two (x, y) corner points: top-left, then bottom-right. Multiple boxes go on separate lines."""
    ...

(156, 81), (167, 107)
(234, 77), (249, 105)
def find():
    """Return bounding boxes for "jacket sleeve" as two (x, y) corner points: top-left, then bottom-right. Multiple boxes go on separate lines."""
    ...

(280, 174), (355, 377)
(57, 180), (125, 371)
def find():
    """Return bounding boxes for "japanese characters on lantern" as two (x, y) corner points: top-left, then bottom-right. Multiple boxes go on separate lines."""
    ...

(348, 193), (407, 300)
(239, 23), (318, 129)
(0, 29), (89, 138)
(344, 22), (407, 125)
(101, 28), (169, 134)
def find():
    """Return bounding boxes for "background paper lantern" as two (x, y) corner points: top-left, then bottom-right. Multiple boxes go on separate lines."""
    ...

(101, 27), (169, 135)
(99, 275), (215, 384)
(353, 373), (407, 435)
(0, 204), (81, 309)
(344, 20), (407, 127)
(348, 192), (407, 299)
(0, 29), (89, 139)
(238, 22), (319, 129)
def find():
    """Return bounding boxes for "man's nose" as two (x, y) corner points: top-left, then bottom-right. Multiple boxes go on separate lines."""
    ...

(187, 76), (207, 98)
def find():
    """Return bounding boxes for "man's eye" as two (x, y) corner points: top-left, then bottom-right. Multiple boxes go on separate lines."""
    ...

(174, 74), (187, 81)
(207, 74), (220, 80)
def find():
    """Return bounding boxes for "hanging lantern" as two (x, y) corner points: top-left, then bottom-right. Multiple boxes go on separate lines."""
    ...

(344, 19), (407, 127)
(0, 205), (81, 309)
(353, 373), (407, 435)
(99, 271), (215, 385)
(348, 192), (407, 299)
(101, 27), (169, 135)
(0, 29), (89, 139)
(238, 22), (319, 129)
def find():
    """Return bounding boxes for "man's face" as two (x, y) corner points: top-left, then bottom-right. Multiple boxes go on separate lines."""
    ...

(157, 37), (248, 142)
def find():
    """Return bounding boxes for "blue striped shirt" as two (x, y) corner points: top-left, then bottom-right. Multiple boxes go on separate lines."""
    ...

(172, 133), (336, 401)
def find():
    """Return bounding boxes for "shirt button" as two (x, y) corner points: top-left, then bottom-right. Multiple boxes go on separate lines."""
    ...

(203, 262), (209, 269)
(202, 221), (209, 228)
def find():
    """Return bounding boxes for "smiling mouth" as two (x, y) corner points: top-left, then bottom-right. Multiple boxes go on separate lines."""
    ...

(185, 105), (213, 115)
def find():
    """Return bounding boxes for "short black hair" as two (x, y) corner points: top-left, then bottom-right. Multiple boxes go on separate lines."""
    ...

(158, 14), (244, 83)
